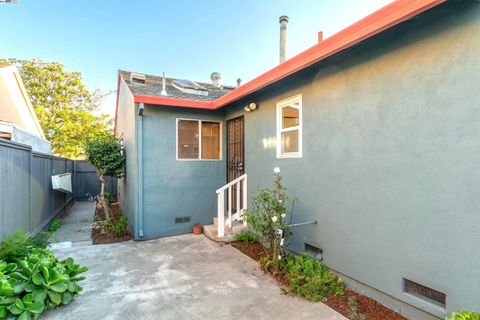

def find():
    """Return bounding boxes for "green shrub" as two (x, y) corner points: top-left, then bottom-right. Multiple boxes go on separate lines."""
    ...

(0, 246), (87, 320)
(104, 192), (113, 206)
(446, 311), (479, 320)
(235, 231), (257, 243)
(283, 254), (344, 302)
(244, 168), (295, 267)
(111, 216), (128, 237)
(0, 232), (37, 263)
(48, 219), (62, 233)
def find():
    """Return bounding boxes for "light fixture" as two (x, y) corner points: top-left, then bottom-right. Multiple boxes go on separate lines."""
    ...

(244, 102), (257, 112)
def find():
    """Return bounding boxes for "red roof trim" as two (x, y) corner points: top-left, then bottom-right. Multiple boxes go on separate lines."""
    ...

(117, 0), (445, 122)
(134, 95), (214, 109)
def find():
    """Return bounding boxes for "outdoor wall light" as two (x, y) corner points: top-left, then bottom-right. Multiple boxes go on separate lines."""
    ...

(244, 102), (257, 112)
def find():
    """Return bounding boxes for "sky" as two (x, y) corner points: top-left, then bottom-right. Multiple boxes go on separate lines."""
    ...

(0, 0), (392, 117)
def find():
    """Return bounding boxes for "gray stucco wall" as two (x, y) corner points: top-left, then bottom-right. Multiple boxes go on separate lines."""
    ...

(12, 126), (51, 154)
(224, 1), (479, 318)
(140, 106), (226, 239)
(116, 78), (138, 238)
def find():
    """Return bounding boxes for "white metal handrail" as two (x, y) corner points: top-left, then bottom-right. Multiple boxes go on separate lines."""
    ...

(216, 174), (247, 237)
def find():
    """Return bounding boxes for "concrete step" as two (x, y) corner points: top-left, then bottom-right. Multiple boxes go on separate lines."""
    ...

(204, 222), (248, 243)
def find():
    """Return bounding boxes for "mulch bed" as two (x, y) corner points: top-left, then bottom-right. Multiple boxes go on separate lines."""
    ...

(92, 202), (133, 245)
(231, 241), (407, 320)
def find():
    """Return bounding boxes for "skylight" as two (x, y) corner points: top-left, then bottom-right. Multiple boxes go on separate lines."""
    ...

(172, 79), (208, 96)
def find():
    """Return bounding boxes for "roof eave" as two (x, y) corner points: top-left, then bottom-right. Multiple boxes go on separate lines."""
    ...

(113, 0), (446, 123)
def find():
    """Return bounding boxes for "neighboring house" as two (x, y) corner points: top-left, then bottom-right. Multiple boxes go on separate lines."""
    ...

(115, 1), (479, 319)
(0, 64), (51, 154)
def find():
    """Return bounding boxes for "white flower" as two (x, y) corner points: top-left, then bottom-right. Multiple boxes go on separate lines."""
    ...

(281, 213), (286, 218)
(278, 199), (283, 203)
(271, 216), (278, 223)
(273, 167), (280, 173)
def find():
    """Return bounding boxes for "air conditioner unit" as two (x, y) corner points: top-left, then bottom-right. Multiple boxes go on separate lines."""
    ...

(51, 173), (72, 193)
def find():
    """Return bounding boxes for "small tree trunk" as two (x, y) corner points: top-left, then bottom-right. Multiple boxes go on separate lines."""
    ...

(99, 175), (110, 221)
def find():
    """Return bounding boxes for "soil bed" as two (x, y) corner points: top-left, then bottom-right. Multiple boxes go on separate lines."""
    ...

(92, 202), (132, 245)
(231, 241), (407, 320)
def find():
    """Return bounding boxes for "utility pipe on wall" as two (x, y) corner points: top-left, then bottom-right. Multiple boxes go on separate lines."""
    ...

(137, 103), (144, 238)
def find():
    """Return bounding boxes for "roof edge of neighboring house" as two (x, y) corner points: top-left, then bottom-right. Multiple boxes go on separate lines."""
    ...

(0, 64), (46, 139)
(114, 0), (446, 133)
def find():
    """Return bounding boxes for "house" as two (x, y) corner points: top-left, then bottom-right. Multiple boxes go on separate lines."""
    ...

(114, 0), (480, 319)
(0, 64), (51, 154)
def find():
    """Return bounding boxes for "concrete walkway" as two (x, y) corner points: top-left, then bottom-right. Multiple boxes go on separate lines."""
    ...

(53, 201), (95, 246)
(43, 234), (346, 320)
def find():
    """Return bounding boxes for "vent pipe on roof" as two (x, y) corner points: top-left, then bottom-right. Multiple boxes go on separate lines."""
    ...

(161, 72), (167, 96)
(318, 31), (324, 43)
(279, 15), (289, 64)
(211, 72), (222, 88)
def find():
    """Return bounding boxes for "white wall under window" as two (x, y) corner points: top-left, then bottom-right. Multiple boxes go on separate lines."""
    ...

(276, 94), (302, 158)
(176, 118), (222, 161)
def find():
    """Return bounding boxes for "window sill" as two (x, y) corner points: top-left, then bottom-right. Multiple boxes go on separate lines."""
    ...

(277, 153), (302, 159)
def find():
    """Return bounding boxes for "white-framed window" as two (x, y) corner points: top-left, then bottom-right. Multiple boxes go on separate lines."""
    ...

(176, 118), (222, 161)
(276, 94), (302, 158)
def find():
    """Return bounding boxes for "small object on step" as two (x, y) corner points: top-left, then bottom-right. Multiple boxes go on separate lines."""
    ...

(192, 223), (203, 235)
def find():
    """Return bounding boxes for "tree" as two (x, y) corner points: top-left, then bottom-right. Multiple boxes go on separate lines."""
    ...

(85, 134), (125, 220)
(0, 58), (112, 158)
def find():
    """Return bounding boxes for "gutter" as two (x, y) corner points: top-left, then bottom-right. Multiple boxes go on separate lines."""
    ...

(128, 0), (445, 112)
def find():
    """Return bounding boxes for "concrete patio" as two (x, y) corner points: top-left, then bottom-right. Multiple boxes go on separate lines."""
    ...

(43, 234), (346, 320)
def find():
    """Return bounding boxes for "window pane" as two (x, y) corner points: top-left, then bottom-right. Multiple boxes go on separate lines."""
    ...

(281, 129), (299, 154)
(178, 120), (199, 159)
(201, 121), (221, 159)
(282, 105), (299, 129)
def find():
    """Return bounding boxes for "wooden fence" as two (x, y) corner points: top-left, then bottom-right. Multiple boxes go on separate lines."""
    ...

(0, 139), (116, 240)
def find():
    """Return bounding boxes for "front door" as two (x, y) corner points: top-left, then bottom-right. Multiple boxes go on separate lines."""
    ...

(226, 116), (244, 182)
(226, 116), (245, 214)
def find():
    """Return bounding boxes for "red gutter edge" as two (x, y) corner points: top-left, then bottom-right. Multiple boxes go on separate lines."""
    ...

(133, 95), (214, 109)
(114, 0), (446, 130)
(213, 0), (446, 108)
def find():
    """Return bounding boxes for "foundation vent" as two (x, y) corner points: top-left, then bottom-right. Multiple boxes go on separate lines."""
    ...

(305, 243), (323, 260)
(404, 279), (446, 308)
(174, 216), (191, 224)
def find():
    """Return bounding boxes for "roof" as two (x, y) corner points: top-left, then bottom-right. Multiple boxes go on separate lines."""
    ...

(115, 0), (446, 119)
(119, 70), (235, 102)
(0, 64), (46, 139)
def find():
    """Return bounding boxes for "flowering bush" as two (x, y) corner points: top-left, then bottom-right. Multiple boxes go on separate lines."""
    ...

(244, 167), (293, 267)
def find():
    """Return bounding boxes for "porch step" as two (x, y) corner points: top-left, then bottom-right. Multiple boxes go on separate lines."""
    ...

(204, 221), (248, 243)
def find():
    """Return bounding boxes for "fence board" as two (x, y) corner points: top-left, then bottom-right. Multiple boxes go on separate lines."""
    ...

(0, 139), (116, 240)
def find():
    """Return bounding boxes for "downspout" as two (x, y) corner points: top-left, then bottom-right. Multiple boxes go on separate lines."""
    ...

(137, 103), (145, 238)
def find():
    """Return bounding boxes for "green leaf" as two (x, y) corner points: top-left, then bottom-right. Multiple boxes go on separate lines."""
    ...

(32, 289), (47, 303)
(13, 282), (25, 294)
(31, 272), (44, 287)
(47, 291), (61, 305)
(41, 267), (49, 283)
(61, 291), (73, 305)
(49, 283), (67, 293)
(0, 297), (15, 306)
(15, 298), (25, 311)
(7, 302), (22, 315)
(0, 306), (7, 318)
(23, 281), (38, 293)
(18, 311), (31, 320)
(28, 301), (43, 314)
